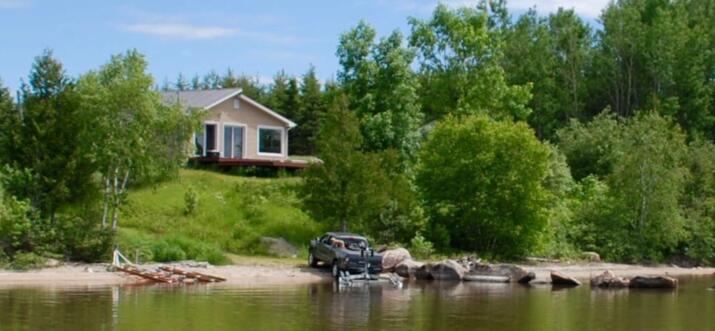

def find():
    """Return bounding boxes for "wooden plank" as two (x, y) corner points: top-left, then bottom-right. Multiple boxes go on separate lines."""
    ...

(159, 266), (226, 282)
(117, 266), (175, 283)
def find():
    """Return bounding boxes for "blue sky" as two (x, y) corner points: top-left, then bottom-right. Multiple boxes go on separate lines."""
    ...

(0, 0), (609, 93)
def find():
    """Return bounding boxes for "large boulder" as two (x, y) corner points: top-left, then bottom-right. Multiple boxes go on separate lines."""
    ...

(590, 270), (629, 288)
(415, 263), (434, 280)
(550, 271), (582, 286)
(381, 248), (412, 272)
(629, 276), (677, 289)
(395, 260), (424, 278)
(469, 262), (533, 283)
(582, 251), (601, 263)
(260, 237), (298, 258)
(431, 260), (467, 281)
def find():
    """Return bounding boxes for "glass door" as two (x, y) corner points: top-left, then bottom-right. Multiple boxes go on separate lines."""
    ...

(223, 125), (244, 158)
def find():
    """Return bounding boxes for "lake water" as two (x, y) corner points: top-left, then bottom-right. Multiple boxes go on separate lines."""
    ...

(1, 277), (714, 331)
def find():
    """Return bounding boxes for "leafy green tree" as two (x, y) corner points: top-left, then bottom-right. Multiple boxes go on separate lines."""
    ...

(503, 8), (592, 139)
(606, 111), (688, 261)
(78, 50), (197, 229)
(502, 10), (558, 138)
(416, 115), (549, 257)
(0, 50), (95, 217)
(556, 111), (624, 180)
(589, 0), (714, 137)
(680, 139), (715, 264)
(409, 4), (532, 121)
(0, 78), (16, 160)
(338, 22), (423, 166)
(302, 96), (421, 241)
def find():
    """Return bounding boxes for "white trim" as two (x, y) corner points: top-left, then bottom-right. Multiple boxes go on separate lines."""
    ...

(203, 121), (219, 155)
(256, 125), (285, 157)
(203, 89), (243, 110)
(239, 94), (297, 128)
(221, 121), (247, 159)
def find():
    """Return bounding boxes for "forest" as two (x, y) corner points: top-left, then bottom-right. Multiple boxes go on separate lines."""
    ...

(1, 0), (714, 267)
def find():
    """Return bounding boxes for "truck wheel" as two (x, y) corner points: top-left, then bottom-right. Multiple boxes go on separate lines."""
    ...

(308, 251), (318, 267)
(331, 260), (341, 279)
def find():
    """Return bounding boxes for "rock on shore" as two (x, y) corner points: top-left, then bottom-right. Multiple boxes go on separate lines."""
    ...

(629, 276), (677, 289)
(550, 271), (582, 286)
(381, 248), (412, 272)
(590, 270), (629, 288)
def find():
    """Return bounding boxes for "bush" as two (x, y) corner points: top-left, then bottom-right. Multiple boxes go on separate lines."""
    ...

(409, 233), (434, 259)
(416, 115), (550, 258)
(9, 251), (46, 270)
(152, 241), (187, 262)
(183, 186), (198, 215)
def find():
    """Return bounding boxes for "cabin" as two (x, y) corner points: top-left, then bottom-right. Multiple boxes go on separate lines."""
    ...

(162, 88), (309, 169)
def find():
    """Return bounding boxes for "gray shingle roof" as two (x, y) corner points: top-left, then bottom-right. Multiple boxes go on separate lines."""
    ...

(160, 88), (297, 128)
(161, 88), (242, 109)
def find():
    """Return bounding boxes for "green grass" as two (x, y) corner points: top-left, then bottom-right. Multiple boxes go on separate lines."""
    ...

(117, 169), (322, 265)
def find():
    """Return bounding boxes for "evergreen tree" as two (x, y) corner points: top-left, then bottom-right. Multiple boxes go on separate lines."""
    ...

(3, 50), (95, 217)
(175, 73), (189, 91)
(294, 66), (324, 155)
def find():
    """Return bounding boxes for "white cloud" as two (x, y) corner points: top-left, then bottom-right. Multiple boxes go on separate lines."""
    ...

(121, 21), (304, 44)
(0, 0), (30, 9)
(123, 23), (238, 39)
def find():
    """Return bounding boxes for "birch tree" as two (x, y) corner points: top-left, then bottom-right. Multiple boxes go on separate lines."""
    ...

(78, 50), (196, 229)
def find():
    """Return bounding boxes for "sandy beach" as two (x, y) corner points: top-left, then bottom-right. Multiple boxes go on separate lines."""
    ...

(0, 258), (713, 288)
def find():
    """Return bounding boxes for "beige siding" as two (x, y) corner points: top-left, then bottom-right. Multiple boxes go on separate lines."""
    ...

(203, 96), (290, 160)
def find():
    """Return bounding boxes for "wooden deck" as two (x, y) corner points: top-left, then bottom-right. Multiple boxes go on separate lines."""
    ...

(189, 156), (311, 169)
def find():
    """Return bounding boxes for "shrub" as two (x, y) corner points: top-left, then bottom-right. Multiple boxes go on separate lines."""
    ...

(9, 251), (46, 270)
(417, 115), (550, 258)
(409, 233), (434, 259)
(183, 186), (198, 215)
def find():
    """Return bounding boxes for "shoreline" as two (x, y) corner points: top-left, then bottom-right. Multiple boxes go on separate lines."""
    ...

(0, 260), (713, 288)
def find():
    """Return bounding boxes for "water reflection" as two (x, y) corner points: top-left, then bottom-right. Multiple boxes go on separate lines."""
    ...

(0, 277), (713, 331)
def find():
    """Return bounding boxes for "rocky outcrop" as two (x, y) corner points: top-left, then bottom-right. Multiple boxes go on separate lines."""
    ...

(395, 260), (424, 278)
(517, 272), (536, 284)
(381, 248), (412, 272)
(468, 262), (533, 283)
(431, 260), (467, 281)
(590, 270), (629, 288)
(415, 263), (434, 280)
(550, 271), (582, 286)
(582, 251), (601, 262)
(629, 276), (677, 289)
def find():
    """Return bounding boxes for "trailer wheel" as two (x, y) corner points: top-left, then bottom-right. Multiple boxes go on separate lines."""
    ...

(331, 260), (341, 279)
(308, 251), (318, 267)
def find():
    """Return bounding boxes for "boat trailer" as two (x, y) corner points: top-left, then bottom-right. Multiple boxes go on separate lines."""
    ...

(337, 261), (403, 289)
(111, 249), (226, 284)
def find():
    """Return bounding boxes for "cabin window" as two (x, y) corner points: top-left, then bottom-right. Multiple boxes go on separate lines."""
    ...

(258, 127), (282, 155)
(194, 129), (204, 156)
(205, 124), (217, 152)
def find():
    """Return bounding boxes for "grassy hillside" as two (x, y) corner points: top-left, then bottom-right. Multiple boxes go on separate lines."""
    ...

(117, 169), (322, 264)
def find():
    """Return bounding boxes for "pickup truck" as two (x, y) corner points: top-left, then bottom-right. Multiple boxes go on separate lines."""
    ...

(308, 232), (383, 279)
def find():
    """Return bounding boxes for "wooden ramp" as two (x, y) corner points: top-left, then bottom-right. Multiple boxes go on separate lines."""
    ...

(112, 249), (226, 284)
